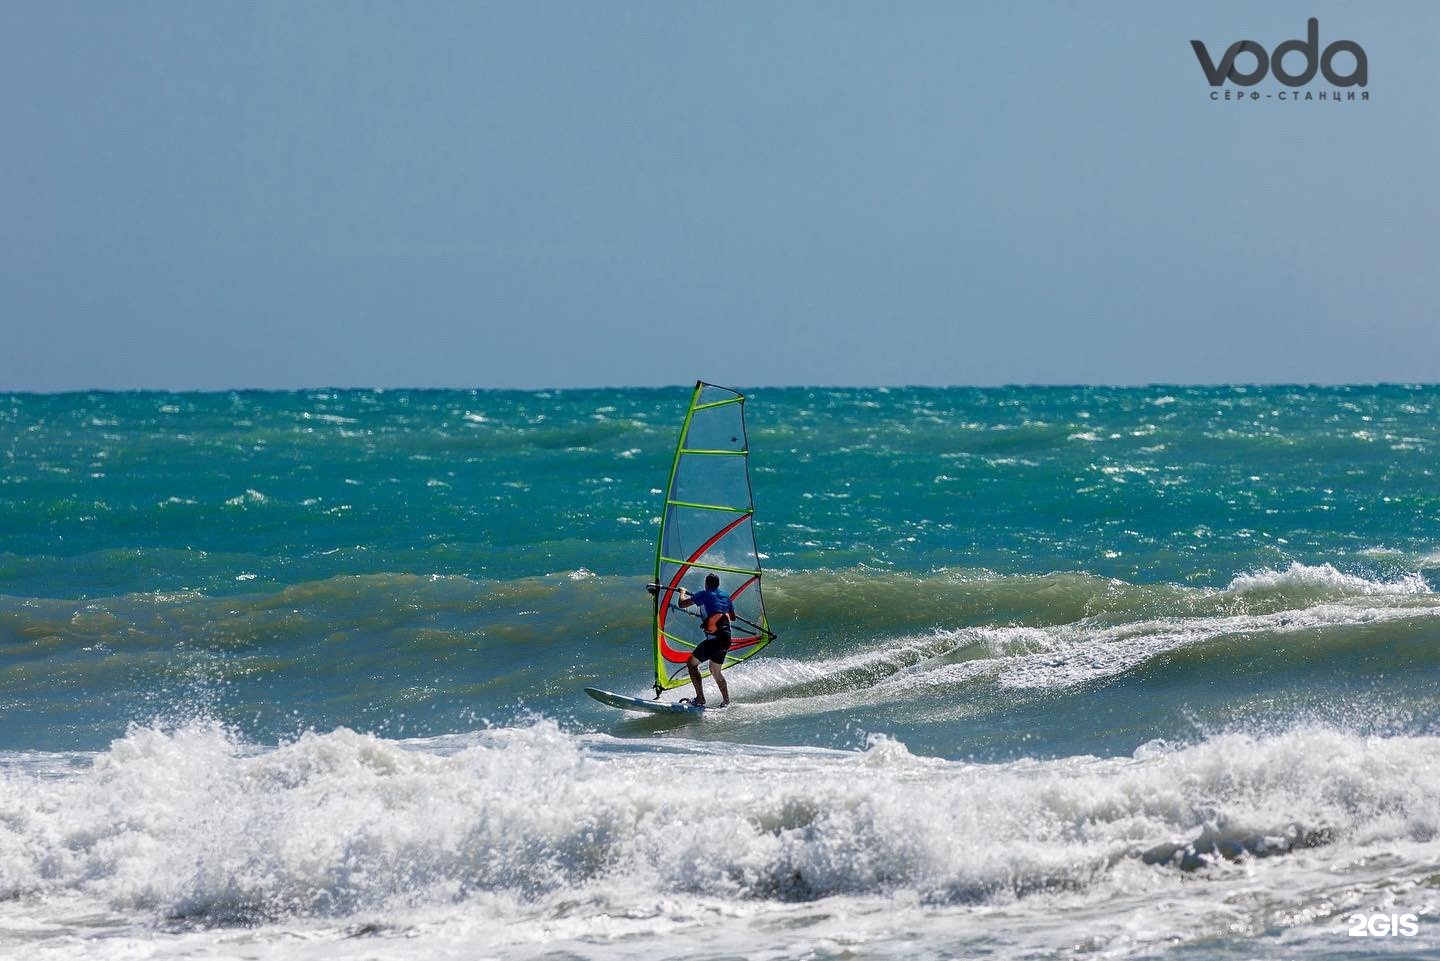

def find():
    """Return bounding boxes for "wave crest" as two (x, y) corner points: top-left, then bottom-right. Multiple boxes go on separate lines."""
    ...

(3, 721), (1438, 923)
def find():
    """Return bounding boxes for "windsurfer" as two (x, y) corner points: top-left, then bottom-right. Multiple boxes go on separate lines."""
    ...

(674, 573), (733, 706)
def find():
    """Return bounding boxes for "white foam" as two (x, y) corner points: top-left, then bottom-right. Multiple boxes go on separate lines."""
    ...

(1225, 562), (1430, 598)
(2, 722), (1438, 960)
(932, 599), (1436, 693)
(735, 579), (1440, 705)
(223, 488), (270, 507)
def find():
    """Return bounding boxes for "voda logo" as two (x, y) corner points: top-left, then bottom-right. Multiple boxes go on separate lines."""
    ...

(1191, 18), (1369, 102)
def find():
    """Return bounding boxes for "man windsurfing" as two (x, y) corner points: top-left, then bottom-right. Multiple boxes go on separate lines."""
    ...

(652, 573), (734, 707)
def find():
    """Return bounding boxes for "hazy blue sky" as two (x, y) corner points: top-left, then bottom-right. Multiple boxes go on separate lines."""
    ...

(3, 1), (1435, 390)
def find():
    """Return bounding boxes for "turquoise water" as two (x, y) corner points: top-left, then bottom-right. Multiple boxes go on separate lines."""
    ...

(2, 385), (1439, 959)
(7, 385), (1440, 595)
(4, 386), (1438, 749)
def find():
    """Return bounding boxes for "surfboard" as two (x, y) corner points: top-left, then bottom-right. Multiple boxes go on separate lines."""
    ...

(584, 687), (707, 714)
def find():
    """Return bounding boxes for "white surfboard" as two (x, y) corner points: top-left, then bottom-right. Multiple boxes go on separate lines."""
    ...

(584, 687), (708, 715)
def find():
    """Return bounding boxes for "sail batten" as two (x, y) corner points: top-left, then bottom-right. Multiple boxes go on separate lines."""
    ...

(652, 381), (773, 690)
(664, 500), (751, 514)
(657, 557), (762, 577)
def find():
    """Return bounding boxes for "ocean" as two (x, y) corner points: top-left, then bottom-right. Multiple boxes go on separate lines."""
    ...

(2, 385), (1438, 960)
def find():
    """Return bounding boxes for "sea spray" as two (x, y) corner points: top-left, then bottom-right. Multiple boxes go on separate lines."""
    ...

(4, 721), (1439, 918)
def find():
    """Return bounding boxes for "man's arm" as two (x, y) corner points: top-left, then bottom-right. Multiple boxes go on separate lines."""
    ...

(647, 583), (692, 604)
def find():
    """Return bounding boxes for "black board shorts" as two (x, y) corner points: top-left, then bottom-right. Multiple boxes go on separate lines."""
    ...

(693, 625), (733, 665)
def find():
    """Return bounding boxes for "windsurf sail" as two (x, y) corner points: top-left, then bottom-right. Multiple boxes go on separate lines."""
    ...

(651, 382), (775, 693)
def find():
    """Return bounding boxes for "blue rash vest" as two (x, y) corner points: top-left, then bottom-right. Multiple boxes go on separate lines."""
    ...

(686, 589), (733, 618)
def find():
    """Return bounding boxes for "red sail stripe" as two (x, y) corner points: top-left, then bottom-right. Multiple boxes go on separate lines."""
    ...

(660, 640), (692, 662)
(660, 635), (762, 667)
(660, 633), (762, 660)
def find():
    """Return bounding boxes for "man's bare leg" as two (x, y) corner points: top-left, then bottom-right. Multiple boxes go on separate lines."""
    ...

(685, 655), (706, 704)
(711, 660), (730, 706)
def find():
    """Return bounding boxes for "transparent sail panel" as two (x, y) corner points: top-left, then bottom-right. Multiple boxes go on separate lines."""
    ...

(682, 401), (747, 453)
(669, 453), (752, 512)
(660, 508), (759, 576)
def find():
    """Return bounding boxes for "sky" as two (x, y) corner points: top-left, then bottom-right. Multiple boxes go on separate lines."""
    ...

(2, 1), (1436, 390)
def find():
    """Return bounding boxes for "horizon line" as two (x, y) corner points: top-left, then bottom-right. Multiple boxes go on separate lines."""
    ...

(3, 381), (1439, 396)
